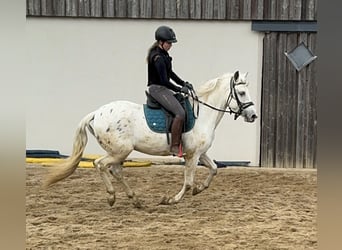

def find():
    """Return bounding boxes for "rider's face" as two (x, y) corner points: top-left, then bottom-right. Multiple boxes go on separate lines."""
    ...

(160, 41), (172, 51)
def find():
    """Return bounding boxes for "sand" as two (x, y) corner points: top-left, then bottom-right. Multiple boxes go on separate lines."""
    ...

(26, 164), (317, 249)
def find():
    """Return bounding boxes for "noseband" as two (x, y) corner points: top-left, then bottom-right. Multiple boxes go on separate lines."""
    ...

(227, 77), (255, 120)
(190, 77), (254, 119)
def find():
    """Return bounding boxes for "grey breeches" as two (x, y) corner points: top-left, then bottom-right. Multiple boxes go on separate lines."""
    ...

(148, 85), (185, 119)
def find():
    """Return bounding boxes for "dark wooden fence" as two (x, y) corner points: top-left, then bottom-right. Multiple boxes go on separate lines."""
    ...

(27, 0), (317, 20)
(261, 32), (317, 168)
(26, 0), (318, 168)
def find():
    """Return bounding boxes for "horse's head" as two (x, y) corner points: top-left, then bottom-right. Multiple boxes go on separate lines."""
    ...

(227, 71), (258, 123)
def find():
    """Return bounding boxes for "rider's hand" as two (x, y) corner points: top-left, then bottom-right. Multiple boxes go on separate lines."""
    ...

(184, 82), (193, 90)
(180, 86), (190, 95)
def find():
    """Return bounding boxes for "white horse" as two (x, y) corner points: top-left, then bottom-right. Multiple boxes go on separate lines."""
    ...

(44, 71), (257, 207)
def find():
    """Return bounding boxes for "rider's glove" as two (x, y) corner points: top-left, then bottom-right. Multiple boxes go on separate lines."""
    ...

(180, 86), (190, 95)
(184, 82), (193, 90)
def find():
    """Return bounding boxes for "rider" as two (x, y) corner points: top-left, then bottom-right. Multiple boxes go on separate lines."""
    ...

(147, 25), (193, 156)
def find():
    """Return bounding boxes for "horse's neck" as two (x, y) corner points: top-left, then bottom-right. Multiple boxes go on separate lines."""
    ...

(194, 87), (228, 130)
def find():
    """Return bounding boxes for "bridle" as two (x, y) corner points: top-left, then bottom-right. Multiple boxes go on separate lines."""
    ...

(189, 77), (254, 120)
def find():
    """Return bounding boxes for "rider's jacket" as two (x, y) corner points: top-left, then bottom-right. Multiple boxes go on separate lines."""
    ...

(147, 46), (184, 92)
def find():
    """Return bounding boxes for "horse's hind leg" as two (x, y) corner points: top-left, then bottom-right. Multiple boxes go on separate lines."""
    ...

(94, 155), (118, 207)
(109, 164), (142, 208)
(192, 153), (217, 195)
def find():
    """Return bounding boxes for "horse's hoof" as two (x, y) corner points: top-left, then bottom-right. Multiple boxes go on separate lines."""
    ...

(192, 187), (200, 195)
(159, 196), (172, 205)
(133, 199), (143, 209)
(193, 185), (205, 195)
(107, 196), (115, 207)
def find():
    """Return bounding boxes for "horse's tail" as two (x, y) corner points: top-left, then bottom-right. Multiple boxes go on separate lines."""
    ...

(43, 112), (95, 188)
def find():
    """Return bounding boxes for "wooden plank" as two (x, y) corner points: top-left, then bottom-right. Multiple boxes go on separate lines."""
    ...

(286, 33), (299, 168)
(241, 0), (252, 20)
(289, 0), (302, 20)
(41, 0), (54, 16)
(275, 33), (287, 168)
(189, 0), (201, 19)
(227, 0), (240, 19)
(277, 0), (289, 20)
(305, 0), (316, 20)
(294, 33), (308, 168)
(268, 32), (278, 168)
(269, 0), (277, 19)
(260, 33), (270, 167)
(282, 33), (292, 168)
(103, 0), (115, 17)
(140, 0), (152, 18)
(213, 0), (226, 19)
(202, 0), (213, 19)
(90, 0), (102, 17)
(27, 0), (33, 15)
(263, 0), (270, 19)
(263, 33), (275, 168)
(177, 0), (189, 19)
(261, 33), (278, 168)
(127, 0), (140, 18)
(309, 33), (317, 168)
(28, 0), (41, 15)
(114, 0), (127, 17)
(53, 0), (66, 16)
(66, 0), (78, 16)
(304, 33), (317, 168)
(151, 0), (164, 18)
(78, 0), (91, 17)
(164, 0), (177, 19)
(251, 0), (264, 20)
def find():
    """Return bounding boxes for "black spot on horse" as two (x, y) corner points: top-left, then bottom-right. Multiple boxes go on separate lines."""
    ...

(106, 127), (110, 132)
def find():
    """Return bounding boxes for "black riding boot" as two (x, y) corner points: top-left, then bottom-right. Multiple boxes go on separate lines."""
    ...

(170, 116), (184, 156)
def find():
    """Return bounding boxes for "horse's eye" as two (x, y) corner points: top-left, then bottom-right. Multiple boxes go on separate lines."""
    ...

(238, 91), (246, 96)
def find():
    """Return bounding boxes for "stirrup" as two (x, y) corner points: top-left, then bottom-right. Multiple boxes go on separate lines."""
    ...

(171, 144), (184, 157)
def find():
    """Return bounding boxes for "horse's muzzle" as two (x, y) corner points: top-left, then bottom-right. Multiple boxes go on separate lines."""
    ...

(245, 114), (258, 123)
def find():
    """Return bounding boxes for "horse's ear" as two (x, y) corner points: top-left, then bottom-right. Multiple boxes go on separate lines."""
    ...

(234, 71), (239, 81)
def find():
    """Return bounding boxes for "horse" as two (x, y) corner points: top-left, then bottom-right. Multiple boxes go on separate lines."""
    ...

(43, 70), (258, 208)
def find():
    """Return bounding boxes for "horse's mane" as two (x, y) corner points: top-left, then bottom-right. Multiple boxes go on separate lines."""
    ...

(196, 73), (232, 100)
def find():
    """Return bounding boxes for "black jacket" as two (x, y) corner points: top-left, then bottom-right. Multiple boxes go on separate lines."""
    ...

(147, 46), (185, 92)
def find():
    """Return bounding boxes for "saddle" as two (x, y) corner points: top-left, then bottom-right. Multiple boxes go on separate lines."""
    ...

(143, 91), (196, 143)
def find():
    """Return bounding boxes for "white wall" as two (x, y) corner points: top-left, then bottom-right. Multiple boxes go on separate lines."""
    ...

(26, 18), (263, 166)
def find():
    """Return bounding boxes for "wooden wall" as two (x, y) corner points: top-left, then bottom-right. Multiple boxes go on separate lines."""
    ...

(26, 0), (317, 20)
(261, 32), (317, 168)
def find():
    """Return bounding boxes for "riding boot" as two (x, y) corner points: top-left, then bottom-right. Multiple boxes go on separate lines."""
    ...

(170, 116), (184, 156)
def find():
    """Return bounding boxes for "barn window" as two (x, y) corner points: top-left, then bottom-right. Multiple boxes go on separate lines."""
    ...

(285, 42), (317, 71)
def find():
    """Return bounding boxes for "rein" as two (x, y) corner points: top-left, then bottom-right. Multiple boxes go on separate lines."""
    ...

(188, 77), (254, 120)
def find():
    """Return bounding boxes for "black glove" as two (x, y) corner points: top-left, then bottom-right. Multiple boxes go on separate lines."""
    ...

(180, 86), (190, 95)
(184, 82), (193, 90)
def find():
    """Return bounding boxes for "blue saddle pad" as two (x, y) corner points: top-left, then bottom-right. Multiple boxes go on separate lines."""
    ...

(143, 99), (196, 133)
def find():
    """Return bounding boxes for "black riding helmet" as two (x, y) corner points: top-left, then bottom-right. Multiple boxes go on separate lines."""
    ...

(155, 26), (177, 43)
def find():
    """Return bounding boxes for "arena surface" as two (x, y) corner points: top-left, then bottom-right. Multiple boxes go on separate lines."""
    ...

(26, 163), (317, 249)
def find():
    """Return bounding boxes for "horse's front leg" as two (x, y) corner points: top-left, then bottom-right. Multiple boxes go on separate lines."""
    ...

(159, 154), (199, 205)
(192, 153), (217, 195)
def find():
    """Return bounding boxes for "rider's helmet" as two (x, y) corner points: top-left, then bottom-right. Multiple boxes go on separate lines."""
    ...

(155, 26), (177, 43)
